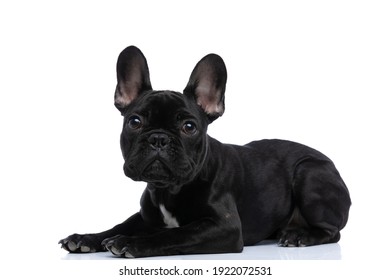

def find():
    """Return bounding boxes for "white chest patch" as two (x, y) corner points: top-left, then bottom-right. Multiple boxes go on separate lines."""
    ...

(159, 204), (180, 228)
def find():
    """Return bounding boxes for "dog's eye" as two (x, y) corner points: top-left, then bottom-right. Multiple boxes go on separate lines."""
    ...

(182, 121), (197, 135)
(128, 115), (142, 129)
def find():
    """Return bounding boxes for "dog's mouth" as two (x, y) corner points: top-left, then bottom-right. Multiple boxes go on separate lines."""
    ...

(141, 159), (173, 182)
(124, 157), (177, 184)
(123, 149), (200, 189)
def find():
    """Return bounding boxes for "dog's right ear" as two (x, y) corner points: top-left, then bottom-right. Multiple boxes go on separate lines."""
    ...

(114, 46), (152, 113)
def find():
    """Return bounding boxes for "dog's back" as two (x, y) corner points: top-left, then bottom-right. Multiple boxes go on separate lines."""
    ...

(221, 138), (351, 246)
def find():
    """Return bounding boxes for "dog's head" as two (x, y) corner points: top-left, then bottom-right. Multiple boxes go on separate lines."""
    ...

(114, 46), (227, 192)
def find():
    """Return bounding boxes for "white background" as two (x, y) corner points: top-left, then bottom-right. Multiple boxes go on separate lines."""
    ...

(1, 0), (389, 279)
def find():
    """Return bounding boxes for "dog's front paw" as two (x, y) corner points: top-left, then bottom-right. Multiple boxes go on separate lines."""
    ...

(59, 234), (106, 253)
(102, 235), (135, 258)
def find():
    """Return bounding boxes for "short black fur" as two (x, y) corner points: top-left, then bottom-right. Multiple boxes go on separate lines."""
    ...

(60, 46), (351, 258)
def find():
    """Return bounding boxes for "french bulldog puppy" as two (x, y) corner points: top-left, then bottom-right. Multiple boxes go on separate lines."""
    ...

(59, 46), (351, 258)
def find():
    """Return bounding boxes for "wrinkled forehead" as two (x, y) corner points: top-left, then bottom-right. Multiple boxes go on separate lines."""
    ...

(143, 90), (185, 110)
(127, 90), (200, 120)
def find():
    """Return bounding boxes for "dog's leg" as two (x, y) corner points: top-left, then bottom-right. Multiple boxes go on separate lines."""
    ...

(102, 217), (244, 258)
(279, 158), (351, 247)
(59, 212), (151, 253)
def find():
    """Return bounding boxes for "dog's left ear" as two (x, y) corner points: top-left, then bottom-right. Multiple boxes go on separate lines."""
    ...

(184, 54), (227, 122)
(114, 46), (152, 113)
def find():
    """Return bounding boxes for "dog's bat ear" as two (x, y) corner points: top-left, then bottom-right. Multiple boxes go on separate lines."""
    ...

(114, 46), (152, 113)
(183, 53), (227, 122)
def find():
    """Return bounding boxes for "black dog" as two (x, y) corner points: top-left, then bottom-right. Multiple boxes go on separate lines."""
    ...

(59, 46), (351, 258)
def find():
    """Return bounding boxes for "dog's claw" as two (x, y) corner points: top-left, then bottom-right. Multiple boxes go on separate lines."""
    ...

(67, 241), (77, 251)
(101, 236), (133, 258)
(277, 238), (290, 247)
(59, 238), (66, 245)
(110, 246), (122, 256)
(105, 240), (114, 249)
(81, 245), (91, 252)
(120, 246), (129, 254)
(297, 240), (306, 247)
(280, 240), (288, 247)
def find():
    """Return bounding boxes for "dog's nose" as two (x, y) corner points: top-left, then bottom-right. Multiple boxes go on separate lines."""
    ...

(148, 133), (170, 149)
